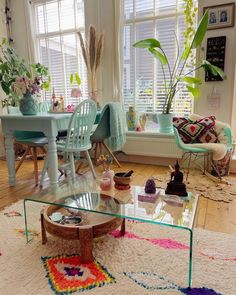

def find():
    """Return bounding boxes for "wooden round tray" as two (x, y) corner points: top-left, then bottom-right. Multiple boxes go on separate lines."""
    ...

(41, 204), (125, 263)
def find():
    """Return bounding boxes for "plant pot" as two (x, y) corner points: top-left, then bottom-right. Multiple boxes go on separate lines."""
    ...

(19, 93), (38, 115)
(157, 113), (173, 133)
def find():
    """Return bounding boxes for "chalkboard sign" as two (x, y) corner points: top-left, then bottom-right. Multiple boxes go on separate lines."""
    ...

(205, 36), (226, 82)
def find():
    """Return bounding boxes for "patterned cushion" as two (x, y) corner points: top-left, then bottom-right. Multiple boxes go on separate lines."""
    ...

(173, 116), (218, 144)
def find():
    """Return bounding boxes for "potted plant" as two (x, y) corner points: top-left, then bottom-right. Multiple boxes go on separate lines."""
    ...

(0, 38), (50, 109)
(133, 10), (226, 133)
(13, 73), (49, 115)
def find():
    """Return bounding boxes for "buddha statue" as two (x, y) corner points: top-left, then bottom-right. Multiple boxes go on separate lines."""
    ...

(165, 161), (188, 197)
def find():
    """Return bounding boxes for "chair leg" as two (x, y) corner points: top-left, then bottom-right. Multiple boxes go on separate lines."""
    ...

(40, 146), (47, 154)
(210, 160), (222, 180)
(75, 162), (83, 175)
(32, 147), (39, 185)
(69, 152), (76, 181)
(102, 142), (121, 168)
(99, 142), (103, 157)
(15, 146), (31, 172)
(93, 142), (99, 165)
(85, 150), (96, 179)
(40, 154), (48, 187)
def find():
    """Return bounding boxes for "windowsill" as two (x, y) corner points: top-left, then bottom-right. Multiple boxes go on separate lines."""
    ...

(126, 130), (174, 138)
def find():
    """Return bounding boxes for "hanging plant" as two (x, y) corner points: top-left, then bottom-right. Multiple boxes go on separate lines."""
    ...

(182, 0), (198, 67)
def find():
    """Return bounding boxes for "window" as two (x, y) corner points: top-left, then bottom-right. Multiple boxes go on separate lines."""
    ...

(32, 0), (87, 105)
(123, 0), (194, 117)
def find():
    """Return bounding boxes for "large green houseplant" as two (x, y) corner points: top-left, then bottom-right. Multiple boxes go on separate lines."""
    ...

(0, 38), (50, 108)
(133, 10), (226, 133)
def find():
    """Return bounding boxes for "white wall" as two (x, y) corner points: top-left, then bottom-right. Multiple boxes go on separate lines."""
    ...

(10, 0), (30, 60)
(85, 0), (118, 105)
(195, 0), (236, 125)
(0, 0), (8, 157)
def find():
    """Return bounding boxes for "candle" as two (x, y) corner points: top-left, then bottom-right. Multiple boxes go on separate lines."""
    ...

(100, 177), (111, 190)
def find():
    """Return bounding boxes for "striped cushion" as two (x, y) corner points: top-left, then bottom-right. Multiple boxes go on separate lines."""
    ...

(173, 116), (218, 144)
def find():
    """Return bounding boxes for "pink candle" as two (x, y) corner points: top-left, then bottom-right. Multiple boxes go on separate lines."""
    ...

(100, 178), (111, 190)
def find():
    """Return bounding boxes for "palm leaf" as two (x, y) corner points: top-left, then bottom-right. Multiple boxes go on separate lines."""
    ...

(186, 85), (200, 98)
(182, 76), (202, 85)
(191, 10), (208, 49)
(133, 38), (161, 49)
(70, 73), (74, 84)
(201, 60), (227, 80)
(75, 73), (81, 85)
(149, 48), (167, 65)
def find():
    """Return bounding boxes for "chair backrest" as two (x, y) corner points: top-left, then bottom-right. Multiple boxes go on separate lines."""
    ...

(90, 106), (110, 142)
(7, 106), (45, 140)
(65, 99), (97, 150)
(223, 127), (233, 150)
(173, 127), (187, 150)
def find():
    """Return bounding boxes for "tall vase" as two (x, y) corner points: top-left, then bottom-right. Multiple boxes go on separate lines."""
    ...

(19, 92), (38, 115)
(157, 113), (173, 133)
(126, 106), (138, 131)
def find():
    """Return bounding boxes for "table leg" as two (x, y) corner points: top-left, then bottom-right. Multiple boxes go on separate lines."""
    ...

(46, 136), (58, 187)
(120, 218), (126, 235)
(41, 209), (47, 244)
(79, 227), (94, 263)
(23, 200), (30, 243)
(4, 131), (16, 186)
(188, 229), (193, 288)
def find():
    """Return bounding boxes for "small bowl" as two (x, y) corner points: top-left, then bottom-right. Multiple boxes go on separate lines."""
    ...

(113, 172), (131, 186)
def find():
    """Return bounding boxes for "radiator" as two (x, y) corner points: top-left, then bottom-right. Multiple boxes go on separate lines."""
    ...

(122, 132), (182, 158)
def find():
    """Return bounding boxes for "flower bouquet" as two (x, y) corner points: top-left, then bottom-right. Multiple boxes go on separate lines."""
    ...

(13, 64), (50, 115)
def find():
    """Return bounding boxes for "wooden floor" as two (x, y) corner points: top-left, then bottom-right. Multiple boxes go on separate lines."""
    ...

(0, 158), (236, 235)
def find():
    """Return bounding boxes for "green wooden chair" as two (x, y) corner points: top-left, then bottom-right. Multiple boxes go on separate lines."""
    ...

(40, 99), (97, 185)
(7, 105), (48, 185)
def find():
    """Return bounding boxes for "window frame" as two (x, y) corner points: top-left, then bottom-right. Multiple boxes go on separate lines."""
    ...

(31, 0), (87, 105)
(123, 0), (194, 117)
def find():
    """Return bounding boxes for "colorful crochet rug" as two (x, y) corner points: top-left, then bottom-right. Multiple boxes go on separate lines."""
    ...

(0, 201), (235, 295)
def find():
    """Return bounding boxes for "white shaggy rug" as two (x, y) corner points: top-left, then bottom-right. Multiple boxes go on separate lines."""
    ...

(0, 201), (236, 295)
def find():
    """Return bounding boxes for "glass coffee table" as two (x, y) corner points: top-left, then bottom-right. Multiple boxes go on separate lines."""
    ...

(23, 178), (199, 288)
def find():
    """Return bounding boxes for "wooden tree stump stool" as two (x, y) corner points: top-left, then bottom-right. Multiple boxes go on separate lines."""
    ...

(41, 205), (125, 263)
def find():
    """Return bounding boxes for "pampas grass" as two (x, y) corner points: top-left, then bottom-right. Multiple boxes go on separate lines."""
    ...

(77, 25), (105, 104)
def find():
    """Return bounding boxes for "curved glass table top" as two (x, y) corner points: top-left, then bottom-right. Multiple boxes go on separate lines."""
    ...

(25, 177), (198, 229)
(25, 177), (199, 230)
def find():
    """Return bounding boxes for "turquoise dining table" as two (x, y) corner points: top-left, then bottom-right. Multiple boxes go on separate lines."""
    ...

(0, 112), (72, 187)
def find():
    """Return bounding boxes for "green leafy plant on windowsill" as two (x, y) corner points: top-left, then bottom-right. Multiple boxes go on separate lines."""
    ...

(0, 38), (50, 107)
(133, 10), (226, 115)
(70, 73), (81, 86)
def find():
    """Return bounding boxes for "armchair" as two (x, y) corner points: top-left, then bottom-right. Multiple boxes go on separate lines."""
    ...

(173, 114), (233, 179)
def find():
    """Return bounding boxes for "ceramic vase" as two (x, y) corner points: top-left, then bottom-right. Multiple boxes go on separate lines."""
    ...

(126, 106), (138, 131)
(19, 92), (38, 115)
(157, 113), (173, 133)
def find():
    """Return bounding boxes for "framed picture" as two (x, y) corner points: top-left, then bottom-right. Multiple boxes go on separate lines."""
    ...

(203, 3), (235, 30)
